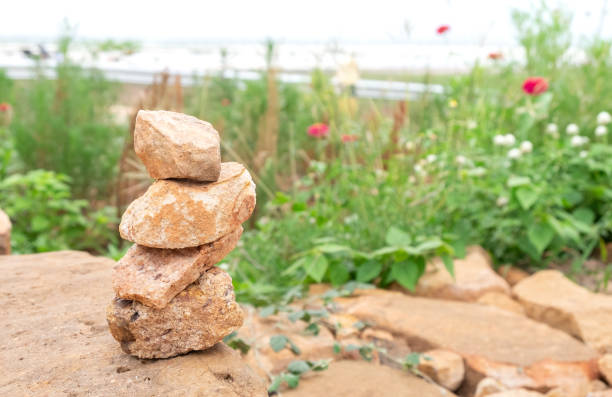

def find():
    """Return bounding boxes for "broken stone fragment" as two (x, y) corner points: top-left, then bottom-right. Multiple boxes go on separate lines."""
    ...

(417, 349), (465, 391)
(134, 110), (221, 181)
(119, 162), (256, 249)
(113, 226), (242, 309)
(107, 266), (244, 359)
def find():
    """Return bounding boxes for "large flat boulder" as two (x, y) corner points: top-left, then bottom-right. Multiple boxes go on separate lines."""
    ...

(513, 270), (612, 354)
(119, 162), (256, 249)
(336, 289), (599, 394)
(0, 208), (10, 255)
(0, 251), (266, 396)
(134, 110), (221, 182)
(281, 360), (455, 397)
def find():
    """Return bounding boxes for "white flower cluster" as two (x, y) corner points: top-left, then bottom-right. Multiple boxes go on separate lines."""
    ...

(571, 135), (589, 147)
(545, 123), (559, 138)
(493, 134), (516, 146)
(595, 111), (610, 137)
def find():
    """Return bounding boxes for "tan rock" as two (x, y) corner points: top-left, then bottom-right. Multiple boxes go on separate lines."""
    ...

(413, 245), (511, 301)
(119, 162), (256, 248)
(322, 313), (361, 340)
(336, 289), (599, 394)
(589, 391), (612, 397)
(513, 270), (612, 353)
(113, 227), (242, 309)
(107, 267), (244, 359)
(498, 265), (530, 286)
(418, 349), (465, 391)
(134, 110), (221, 181)
(478, 292), (525, 315)
(281, 360), (455, 397)
(475, 377), (507, 397)
(599, 354), (612, 384)
(0, 209), (11, 255)
(488, 390), (544, 397)
(0, 251), (266, 396)
(589, 380), (609, 392)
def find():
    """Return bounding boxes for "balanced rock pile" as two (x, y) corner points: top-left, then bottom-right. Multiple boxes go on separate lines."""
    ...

(107, 110), (256, 359)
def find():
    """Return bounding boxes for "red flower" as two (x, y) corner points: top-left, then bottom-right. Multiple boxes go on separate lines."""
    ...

(307, 123), (329, 138)
(488, 52), (503, 60)
(436, 25), (450, 35)
(0, 103), (11, 112)
(341, 134), (358, 143)
(522, 77), (548, 96)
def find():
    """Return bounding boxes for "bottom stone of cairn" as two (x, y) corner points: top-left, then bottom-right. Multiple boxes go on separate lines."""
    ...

(107, 266), (243, 359)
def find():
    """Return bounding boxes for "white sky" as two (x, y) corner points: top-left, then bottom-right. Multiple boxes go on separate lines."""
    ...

(1, 0), (610, 45)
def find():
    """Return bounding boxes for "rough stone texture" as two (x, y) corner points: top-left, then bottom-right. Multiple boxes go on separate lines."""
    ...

(0, 251), (266, 396)
(282, 360), (456, 397)
(475, 377), (507, 397)
(113, 226), (242, 309)
(477, 292), (525, 316)
(498, 265), (530, 286)
(413, 245), (511, 301)
(599, 354), (612, 385)
(488, 391), (544, 397)
(134, 110), (221, 181)
(0, 208), (10, 255)
(418, 349), (465, 391)
(513, 270), (612, 353)
(336, 289), (599, 394)
(107, 266), (244, 359)
(588, 391), (612, 397)
(120, 162), (256, 248)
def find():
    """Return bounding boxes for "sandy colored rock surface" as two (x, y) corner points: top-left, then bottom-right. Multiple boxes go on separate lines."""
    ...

(113, 226), (242, 309)
(120, 162), (256, 248)
(599, 354), (612, 384)
(134, 110), (221, 181)
(477, 292), (525, 315)
(413, 245), (511, 301)
(488, 390), (544, 397)
(281, 360), (455, 397)
(107, 266), (244, 359)
(0, 251), (266, 396)
(337, 289), (599, 393)
(497, 265), (530, 286)
(418, 349), (465, 391)
(0, 208), (10, 255)
(475, 377), (507, 397)
(513, 270), (612, 353)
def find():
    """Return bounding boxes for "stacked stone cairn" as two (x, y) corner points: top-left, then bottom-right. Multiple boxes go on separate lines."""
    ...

(106, 110), (256, 359)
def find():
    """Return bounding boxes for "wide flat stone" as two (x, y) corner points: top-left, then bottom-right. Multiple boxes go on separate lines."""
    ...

(113, 226), (242, 309)
(336, 289), (599, 394)
(119, 162), (256, 248)
(0, 208), (11, 255)
(0, 251), (266, 396)
(134, 110), (221, 181)
(514, 270), (612, 354)
(107, 266), (244, 359)
(282, 360), (455, 397)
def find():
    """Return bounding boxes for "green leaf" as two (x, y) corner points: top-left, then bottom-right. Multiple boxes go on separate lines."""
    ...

(31, 215), (50, 232)
(356, 261), (382, 282)
(282, 256), (307, 276)
(413, 238), (444, 252)
(385, 227), (411, 246)
(516, 187), (539, 210)
(390, 257), (426, 291)
(268, 377), (282, 393)
(259, 306), (276, 318)
(315, 244), (351, 254)
(305, 322), (320, 336)
(403, 353), (421, 368)
(333, 342), (341, 354)
(285, 373), (300, 388)
(287, 339), (301, 355)
(527, 223), (555, 255)
(328, 262), (350, 286)
(270, 335), (288, 352)
(287, 360), (310, 375)
(441, 254), (455, 278)
(305, 255), (328, 282)
(507, 175), (531, 187)
(573, 208), (595, 225)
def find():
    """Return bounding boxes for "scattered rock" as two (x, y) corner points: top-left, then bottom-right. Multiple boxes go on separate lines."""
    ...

(418, 349), (465, 391)
(413, 245), (511, 301)
(514, 270), (612, 353)
(497, 265), (530, 286)
(281, 360), (455, 397)
(112, 227), (242, 309)
(599, 354), (612, 384)
(475, 377), (507, 397)
(0, 252), (266, 396)
(107, 267), (244, 359)
(0, 208), (11, 255)
(477, 292), (525, 315)
(134, 110), (221, 181)
(120, 162), (256, 249)
(337, 289), (599, 394)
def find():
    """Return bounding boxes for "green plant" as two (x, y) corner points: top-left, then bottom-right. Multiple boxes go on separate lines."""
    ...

(268, 359), (330, 393)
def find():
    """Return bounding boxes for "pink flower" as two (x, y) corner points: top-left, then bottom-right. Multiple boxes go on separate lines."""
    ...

(0, 103), (11, 112)
(522, 77), (548, 96)
(341, 134), (358, 143)
(307, 123), (329, 138)
(488, 52), (503, 60)
(436, 25), (450, 35)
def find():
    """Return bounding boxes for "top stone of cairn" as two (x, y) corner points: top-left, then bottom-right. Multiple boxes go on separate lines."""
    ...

(134, 110), (221, 181)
